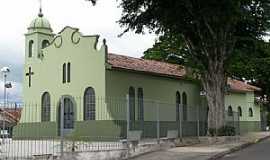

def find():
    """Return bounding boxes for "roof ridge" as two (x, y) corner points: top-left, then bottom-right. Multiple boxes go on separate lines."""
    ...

(108, 53), (184, 67)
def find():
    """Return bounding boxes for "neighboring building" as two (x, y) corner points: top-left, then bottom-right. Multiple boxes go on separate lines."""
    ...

(225, 79), (262, 133)
(0, 108), (22, 137)
(14, 11), (262, 139)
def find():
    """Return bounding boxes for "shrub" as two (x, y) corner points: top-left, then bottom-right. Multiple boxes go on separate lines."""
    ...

(208, 125), (236, 136)
(218, 126), (236, 136)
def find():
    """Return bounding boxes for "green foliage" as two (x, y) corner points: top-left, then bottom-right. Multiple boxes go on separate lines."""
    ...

(144, 34), (270, 102)
(117, 0), (270, 72)
(218, 126), (236, 136)
(228, 40), (270, 100)
(209, 126), (236, 137)
(135, 0), (270, 102)
(267, 112), (270, 125)
(143, 33), (186, 64)
(143, 33), (203, 70)
(88, 0), (96, 5)
(89, 0), (270, 82)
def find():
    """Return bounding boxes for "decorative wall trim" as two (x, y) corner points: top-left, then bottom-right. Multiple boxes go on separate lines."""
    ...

(54, 36), (63, 48)
(71, 30), (81, 44)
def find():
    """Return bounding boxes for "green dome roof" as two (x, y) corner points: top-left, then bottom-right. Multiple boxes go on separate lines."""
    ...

(29, 16), (51, 30)
(27, 9), (53, 34)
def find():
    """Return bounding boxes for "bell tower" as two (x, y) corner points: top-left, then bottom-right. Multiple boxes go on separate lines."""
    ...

(25, 5), (54, 62)
(23, 2), (55, 95)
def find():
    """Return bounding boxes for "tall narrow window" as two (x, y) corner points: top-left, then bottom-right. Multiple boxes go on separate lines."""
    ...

(228, 106), (233, 116)
(29, 40), (34, 58)
(84, 87), (96, 120)
(67, 62), (71, 83)
(182, 92), (187, 121)
(63, 63), (66, 83)
(41, 92), (51, 122)
(238, 106), (242, 117)
(138, 88), (144, 121)
(249, 108), (253, 117)
(42, 40), (50, 49)
(129, 87), (135, 122)
(176, 91), (181, 121)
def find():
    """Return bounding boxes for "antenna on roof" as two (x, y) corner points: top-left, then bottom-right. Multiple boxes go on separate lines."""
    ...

(38, 0), (44, 17)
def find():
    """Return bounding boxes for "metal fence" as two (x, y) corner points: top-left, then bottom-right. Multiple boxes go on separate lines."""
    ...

(0, 96), (240, 159)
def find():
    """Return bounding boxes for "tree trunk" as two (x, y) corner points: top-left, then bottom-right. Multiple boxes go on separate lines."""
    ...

(201, 62), (226, 135)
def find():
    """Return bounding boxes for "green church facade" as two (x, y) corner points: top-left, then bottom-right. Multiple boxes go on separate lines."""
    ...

(14, 12), (262, 140)
(225, 91), (262, 133)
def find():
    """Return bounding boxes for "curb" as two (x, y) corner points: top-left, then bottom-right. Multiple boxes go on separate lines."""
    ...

(208, 135), (270, 160)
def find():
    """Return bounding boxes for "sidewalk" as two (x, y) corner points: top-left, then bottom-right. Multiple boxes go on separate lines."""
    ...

(131, 132), (270, 160)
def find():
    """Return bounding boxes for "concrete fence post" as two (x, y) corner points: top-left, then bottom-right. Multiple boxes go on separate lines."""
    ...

(126, 94), (130, 139)
(2, 74), (7, 144)
(232, 111), (235, 137)
(126, 94), (130, 159)
(179, 104), (183, 141)
(156, 101), (160, 144)
(197, 105), (200, 139)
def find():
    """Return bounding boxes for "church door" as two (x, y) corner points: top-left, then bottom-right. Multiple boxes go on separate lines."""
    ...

(59, 97), (75, 136)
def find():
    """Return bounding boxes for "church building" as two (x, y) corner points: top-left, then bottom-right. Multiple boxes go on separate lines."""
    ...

(14, 10), (262, 139)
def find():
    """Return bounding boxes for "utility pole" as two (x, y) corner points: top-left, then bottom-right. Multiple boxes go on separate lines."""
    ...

(1, 67), (10, 144)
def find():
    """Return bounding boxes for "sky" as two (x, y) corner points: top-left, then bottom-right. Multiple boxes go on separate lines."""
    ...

(0, 0), (157, 102)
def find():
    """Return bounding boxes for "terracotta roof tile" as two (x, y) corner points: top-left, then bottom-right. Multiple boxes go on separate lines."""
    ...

(1, 108), (22, 122)
(228, 78), (261, 92)
(107, 53), (261, 92)
(108, 53), (186, 78)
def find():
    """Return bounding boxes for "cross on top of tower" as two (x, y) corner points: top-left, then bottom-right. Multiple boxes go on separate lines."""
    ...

(38, 0), (43, 17)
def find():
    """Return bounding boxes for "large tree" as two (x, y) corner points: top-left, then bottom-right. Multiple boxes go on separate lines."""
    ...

(144, 34), (270, 102)
(89, 0), (270, 131)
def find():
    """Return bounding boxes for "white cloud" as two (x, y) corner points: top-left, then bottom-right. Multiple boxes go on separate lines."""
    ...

(0, 0), (156, 59)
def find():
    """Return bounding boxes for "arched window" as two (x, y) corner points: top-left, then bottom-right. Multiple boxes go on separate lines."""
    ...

(176, 91), (181, 121)
(228, 106), (233, 116)
(84, 87), (96, 120)
(129, 87), (135, 122)
(238, 106), (242, 117)
(67, 62), (71, 83)
(41, 92), (51, 122)
(137, 88), (144, 121)
(249, 108), (253, 117)
(182, 92), (187, 121)
(63, 63), (66, 83)
(42, 40), (50, 49)
(29, 40), (34, 58)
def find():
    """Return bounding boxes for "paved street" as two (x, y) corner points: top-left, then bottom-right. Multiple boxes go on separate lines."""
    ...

(219, 138), (270, 160)
(131, 143), (239, 160)
(131, 133), (270, 160)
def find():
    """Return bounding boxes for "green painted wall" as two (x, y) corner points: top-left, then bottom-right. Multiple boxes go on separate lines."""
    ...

(13, 122), (57, 139)
(105, 69), (202, 122)
(239, 121), (261, 133)
(21, 26), (108, 123)
(224, 92), (261, 134)
(225, 92), (261, 122)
